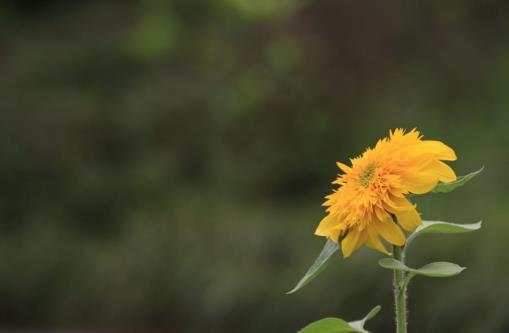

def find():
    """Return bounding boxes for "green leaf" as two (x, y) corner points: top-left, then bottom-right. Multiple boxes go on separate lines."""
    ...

(298, 305), (381, 333)
(287, 239), (339, 294)
(431, 167), (483, 193)
(404, 220), (482, 254)
(297, 318), (363, 333)
(378, 258), (465, 278)
(416, 262), (466, 277)
(362, 305), (382, 322)
(378, 258), (410, 271)
(348, 305), (382, 332)
(413, 220), (482, 235)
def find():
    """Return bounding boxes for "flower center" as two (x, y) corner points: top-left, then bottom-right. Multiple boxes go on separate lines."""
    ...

(360, 164), (376, 187)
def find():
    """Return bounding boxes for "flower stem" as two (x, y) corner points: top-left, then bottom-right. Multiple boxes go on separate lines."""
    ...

(393, 245), (408, 333)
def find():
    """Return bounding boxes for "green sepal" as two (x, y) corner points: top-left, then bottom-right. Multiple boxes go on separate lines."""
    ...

(287, 239), (338, 294)
(297, 305), (381, 333)
(431, 167), (483, 193)
(378, 258), (465, 278)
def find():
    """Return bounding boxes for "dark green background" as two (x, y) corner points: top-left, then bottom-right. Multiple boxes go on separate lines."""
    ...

(1, 0), (507, 332)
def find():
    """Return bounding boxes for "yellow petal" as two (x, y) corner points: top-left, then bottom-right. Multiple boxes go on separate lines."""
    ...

(315, 215), (339, 237)
(425, 160), (456, 183)
(374, 206), (389, 222)
(374, 218), (405, 246)
(403, 171), (439, 194)
(418, 140), (457, 161)
(395, 204), (422, 231)
(328, 227), (343, 243)
(336, 162), (351, 173)
(365, 229), (390, 255)
(384, 195), (414, 212)
(341, 229), (366, 258)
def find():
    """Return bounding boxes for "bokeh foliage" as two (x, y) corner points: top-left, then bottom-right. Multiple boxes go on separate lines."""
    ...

(0, 0), (508, 332)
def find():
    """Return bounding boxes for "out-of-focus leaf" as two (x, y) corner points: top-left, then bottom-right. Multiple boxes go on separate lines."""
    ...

(287, 239), (338, 294)
(431, 167), (483, 193)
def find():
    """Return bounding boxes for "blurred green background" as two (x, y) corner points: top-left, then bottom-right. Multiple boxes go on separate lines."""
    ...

(1, 0), (508, 332)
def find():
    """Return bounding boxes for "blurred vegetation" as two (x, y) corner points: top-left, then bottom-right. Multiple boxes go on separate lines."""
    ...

(0, 0), (508, 332)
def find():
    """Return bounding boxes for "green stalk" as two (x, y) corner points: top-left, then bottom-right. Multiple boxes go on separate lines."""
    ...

(393, 245), (408, 333)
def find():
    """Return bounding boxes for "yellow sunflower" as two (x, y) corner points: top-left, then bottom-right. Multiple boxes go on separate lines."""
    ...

(315, 129), (457, 257)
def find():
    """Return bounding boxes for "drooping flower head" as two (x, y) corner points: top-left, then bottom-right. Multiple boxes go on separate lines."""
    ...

(315, 129), (456, 257)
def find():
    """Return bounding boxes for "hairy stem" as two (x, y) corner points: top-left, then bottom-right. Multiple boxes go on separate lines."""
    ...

(393, 245), (408, 333)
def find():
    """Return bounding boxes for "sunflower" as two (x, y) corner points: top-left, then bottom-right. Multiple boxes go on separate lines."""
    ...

(315, 129), (457, 257)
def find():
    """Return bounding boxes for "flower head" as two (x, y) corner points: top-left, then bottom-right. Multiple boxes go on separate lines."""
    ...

(315, 129), (456, 257)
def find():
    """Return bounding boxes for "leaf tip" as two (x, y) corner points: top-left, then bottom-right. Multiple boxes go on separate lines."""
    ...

(285, 288), (297, 295)
(365, 305), (381, 320)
